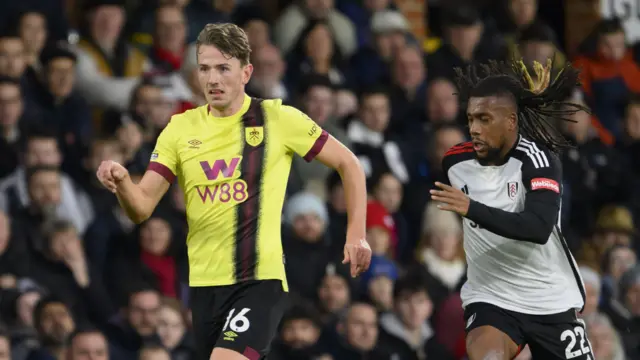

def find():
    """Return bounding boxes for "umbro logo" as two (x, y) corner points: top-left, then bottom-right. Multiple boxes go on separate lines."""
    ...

(188, 139), (202, 148)
(223, 331), (237, 341)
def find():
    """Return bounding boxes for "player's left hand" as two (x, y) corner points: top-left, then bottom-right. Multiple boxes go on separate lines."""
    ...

(343, 238), (372, 278)
(430, 182), (470, 216)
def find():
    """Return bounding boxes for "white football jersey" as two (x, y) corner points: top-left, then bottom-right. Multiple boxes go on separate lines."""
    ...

(443, 136), (585, 315)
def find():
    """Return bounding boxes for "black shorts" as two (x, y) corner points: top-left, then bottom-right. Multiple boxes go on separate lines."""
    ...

(190, 280), (288, 360)
(464, 302), (593, 360)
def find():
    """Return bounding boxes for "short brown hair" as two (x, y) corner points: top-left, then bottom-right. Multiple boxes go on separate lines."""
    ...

(196, 23), (251, 65)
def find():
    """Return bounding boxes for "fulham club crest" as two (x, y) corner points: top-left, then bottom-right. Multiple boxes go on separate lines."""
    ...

(507, 182), (518, 200)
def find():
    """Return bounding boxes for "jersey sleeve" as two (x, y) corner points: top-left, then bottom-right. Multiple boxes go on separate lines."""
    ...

(465, 148), (562, 244)
(278, 105), (329, 162)
(441, 142), (474, 186)
(147, 118), (179, 184)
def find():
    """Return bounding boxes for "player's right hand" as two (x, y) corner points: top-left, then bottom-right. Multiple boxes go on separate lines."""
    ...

(96, 160), (129, 193)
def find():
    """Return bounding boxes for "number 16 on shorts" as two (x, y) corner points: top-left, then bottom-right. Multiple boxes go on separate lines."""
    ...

(561, 324), (591, 359)
(223, 308), (251, 341)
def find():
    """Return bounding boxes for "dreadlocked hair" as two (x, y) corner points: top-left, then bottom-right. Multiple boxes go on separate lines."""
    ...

(454, 59), (591, 153)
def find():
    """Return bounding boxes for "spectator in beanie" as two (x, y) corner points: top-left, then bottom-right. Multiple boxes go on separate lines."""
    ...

(412, 201), (465, 310)
(270, 302), (326, 359)
(366, 200), (397, 259)
(574, 18), (640, 138)
(282, 192), (336, 301)
(317, 263), (353, 325)
(579, 265), (602, 317)
(27, 297), (75, 360)
(348, 10), (409, 90)
(360, 256), (397, 313)
(67, 329), (110, 360)
(377, 275), (453, 360)
(328, 302), (396, 359)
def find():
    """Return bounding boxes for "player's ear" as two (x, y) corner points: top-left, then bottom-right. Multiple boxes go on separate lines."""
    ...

(242, 63), (253, 85)
(508, 112), (517, 131)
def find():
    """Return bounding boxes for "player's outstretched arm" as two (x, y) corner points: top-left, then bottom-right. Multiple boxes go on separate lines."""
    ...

(96, 161), (170, 224)
(315, 136), (372, 277)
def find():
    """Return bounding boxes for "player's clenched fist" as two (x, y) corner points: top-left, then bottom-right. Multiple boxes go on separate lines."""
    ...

(96, 160), (129, 193)
(343, 238), (372, 278)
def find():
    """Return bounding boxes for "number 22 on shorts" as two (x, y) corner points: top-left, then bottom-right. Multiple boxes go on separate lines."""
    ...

(561, 325), (591, 359)
(223, 308), (251, 333)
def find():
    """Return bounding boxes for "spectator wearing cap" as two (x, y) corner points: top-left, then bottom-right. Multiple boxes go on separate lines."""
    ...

(411, 201), (465, 311)
(349, 10), (409, 91)
(145, 5), (194, 115)
(366, 199), (397, 259)
(269, 302), (327, 359)
(377, 275), (453, 360)
(274, 0), (357, 58)
(578, 265), (602, 317)
(574, 18), (640, 139)
(288, 75), (351, 193)
(246, 45), (289, 102)
(427, 5), (505, 82)
(75, 0), (150, 128)
(283, 192), (338, 301)
(602, 266), (640, 358)
(35, 46), (93, 179)
(360, 255), (397, 313)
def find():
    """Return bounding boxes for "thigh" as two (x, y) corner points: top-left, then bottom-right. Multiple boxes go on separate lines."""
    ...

(464, 303), (524, 360)
(525, 311), (593, 360)
(190, 286), (230, 360)
(214, 280), (288, 359)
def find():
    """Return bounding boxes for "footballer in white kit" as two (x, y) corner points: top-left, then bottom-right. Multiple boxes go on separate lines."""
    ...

(431, 59), (594, 360)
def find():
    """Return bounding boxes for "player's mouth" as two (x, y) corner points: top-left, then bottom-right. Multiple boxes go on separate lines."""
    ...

(472, 140), (486, 152)
(208, 89), (224, 96)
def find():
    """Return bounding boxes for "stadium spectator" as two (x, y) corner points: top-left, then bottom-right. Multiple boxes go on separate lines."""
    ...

(316, 264), (352, 325)
(274, 0), (357, 57)
(0, 210), (30, 277)
(413, 201), (465, 310)
(16, 11), (48, 71)
(269, 302), (326, 359)
(0, 77), (35, 177)
(360, 256), (397, 312)
(246, 44), (289, 101)
(329, 302), (395, 359)
(425, 77), (460, 125)
(67, 329), (110, 360)
(377, 275), (453, 359)
(138, 345), (170, 360)
(388, 45), (426, 136)
(156, 297), (194, 360)
(349, 10), (409, 90)
(0, 325), (10, 360)
(27, 297), (75, 360)
(508, 21), (566, 76)
(338, 0), (395, 48)
(574, 18), (640, 139)
(602, 266), (640, 358)
(236, 8), (271, 52)
(371, 172), (409, 258)
(584, 312), (627, 360)
(75, 0), (149, 116)
(366, 200), (397, 259)
(0, 33), (36, 94)
(579, 265), (602, 317)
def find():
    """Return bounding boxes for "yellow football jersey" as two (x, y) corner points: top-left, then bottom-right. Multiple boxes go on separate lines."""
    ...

(148, 95), (328, 290)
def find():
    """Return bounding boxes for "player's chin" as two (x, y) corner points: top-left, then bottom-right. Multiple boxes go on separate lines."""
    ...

(474, 149), (488, 158)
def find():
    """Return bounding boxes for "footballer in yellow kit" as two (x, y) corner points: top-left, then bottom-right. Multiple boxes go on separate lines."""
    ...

(96, 23), (371, 360)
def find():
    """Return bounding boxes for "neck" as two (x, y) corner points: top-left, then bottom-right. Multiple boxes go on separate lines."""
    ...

(312, 59), (331, 74)
(95, 38), (116, 54)
(210, 93), (245, 117)
(501, 135), (518, 158)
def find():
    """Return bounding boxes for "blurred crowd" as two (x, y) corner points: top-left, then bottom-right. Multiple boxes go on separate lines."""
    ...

(0, 0), (638, 359)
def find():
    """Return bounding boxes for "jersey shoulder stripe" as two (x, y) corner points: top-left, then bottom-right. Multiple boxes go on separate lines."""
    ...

(515, 138), (550, 169)
(442, 141), (475, 175)
(445, 141), (473, 156)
